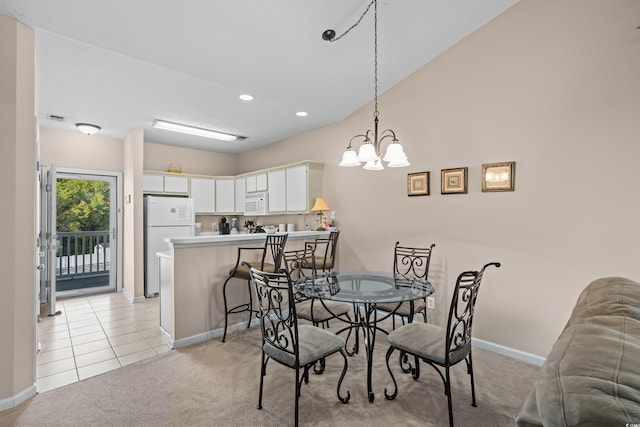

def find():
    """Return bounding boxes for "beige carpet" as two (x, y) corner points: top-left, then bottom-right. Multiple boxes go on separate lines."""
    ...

(0, 324), (540, 427)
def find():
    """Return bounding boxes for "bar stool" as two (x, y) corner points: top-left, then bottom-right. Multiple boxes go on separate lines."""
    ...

(221, 233), (288, 342)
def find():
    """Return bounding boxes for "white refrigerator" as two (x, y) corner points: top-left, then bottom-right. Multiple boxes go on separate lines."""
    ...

(144, 196), (195, 297)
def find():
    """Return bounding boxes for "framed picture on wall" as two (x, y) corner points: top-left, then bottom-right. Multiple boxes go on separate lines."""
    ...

(407, 172), (430, 196)
(482, 161), (515, 192)
(441, 167), (468, 194)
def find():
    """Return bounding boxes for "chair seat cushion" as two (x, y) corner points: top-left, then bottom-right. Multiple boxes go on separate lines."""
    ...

(229, 262), (276, 280)
(302, 256), (333, 270)
(387, 322), (469, 365)
(296, 300), (351, 323)
(264, 324), (346, 368)
(377, 300), (426, 317)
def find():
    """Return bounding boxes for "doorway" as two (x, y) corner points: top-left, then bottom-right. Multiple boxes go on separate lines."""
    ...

(40, 167), (122, 310)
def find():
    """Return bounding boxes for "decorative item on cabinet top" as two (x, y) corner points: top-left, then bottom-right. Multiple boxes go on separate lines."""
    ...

(167, 163), (182, 173)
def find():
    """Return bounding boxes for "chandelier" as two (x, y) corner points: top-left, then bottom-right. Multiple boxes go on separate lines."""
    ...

(324, 0), (409, 171)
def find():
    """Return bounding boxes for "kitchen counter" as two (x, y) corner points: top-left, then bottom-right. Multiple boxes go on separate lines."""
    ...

(166, 230), (329, 248)
(161, 229), (336, 348)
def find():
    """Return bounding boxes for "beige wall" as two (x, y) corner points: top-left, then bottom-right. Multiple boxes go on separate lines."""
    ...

(39, 128), (124, 171)
(144, 141), (237, 176)
(238, 0), (640, 357)
(122, 129), (145, 299)
(0, 15), (36, 406)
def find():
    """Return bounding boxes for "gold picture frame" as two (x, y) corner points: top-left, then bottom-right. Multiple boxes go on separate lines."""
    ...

(482, 161), (515, 192)
(407, 172), (430, 196)
(441, 167), (468, 194)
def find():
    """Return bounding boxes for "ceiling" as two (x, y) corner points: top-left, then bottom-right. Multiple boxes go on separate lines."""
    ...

(0, 0), (519, 154)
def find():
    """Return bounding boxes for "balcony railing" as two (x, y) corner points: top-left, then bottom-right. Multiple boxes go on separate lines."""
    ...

(57, 231), (110, 277)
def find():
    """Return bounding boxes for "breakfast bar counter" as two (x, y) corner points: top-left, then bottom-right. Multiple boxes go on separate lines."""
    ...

(162, 231), (330, 348)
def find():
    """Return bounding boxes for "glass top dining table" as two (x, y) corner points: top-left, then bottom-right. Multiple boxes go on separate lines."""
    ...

(296, 271), (434, 402)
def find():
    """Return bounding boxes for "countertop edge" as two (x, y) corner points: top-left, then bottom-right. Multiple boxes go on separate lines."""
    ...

(167, 230), (331, 248)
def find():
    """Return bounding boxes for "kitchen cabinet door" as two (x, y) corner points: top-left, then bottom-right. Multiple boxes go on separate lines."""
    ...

(267, 169), (286, 213)
(164, 175), (189, 194)
(246, 175), (257, 193)
(190, 177), (215, 213)
(143, 174), (164, 193)
(286, 165), (308, 212)
(256, 173), (268, 191)
(235, 178), (245, 213)
(215, 178), (235, 213)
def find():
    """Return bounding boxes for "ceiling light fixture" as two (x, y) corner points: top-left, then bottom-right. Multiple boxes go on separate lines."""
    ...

(296, 111), (308, 117)
(239, 94), (254, 101)
(325, 0), (409, 170)
(75, 123), (101, 135)
(152, 119), (245, 141)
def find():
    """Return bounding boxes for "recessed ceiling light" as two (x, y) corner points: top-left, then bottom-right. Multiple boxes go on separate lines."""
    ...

(239, 94), (254, 101)
(296, 112), (308, 117)
(152, 119), (245, 141)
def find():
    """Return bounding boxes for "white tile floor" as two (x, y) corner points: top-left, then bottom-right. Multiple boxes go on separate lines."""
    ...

(37, 292), (170, 393)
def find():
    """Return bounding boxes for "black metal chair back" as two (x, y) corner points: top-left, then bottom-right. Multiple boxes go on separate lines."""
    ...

(250, 267), (299, 364)
(393, 241), (435, 280)
(445, 262), (500, 364)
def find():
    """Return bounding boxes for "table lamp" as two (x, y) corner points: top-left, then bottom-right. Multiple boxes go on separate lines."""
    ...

(311, 197), (330, 231)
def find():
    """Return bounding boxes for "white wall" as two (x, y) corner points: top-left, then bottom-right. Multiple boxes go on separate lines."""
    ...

(238, 0), (640, 357)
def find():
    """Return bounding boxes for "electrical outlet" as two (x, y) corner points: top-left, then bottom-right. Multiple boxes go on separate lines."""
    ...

(427, 297), (435, 310)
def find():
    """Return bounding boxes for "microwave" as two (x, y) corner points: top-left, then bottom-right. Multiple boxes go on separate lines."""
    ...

(244, 192), (268, 216)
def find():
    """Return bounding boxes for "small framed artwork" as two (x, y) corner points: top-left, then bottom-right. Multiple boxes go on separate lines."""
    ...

(482, 161), (515, 192)
(407, 172), (430, 196)
(441, 167), (468, 194)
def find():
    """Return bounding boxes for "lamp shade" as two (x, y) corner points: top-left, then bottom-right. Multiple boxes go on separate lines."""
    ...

(357, 142), (377, 163)
(363, 158), (384, 171)
(311, 197), (330, 212)
(339, 149), (361, 167)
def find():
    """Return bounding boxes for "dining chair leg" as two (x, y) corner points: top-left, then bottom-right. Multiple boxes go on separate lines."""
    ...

(245, 279), (253, 329)
(467, 348), (477, 407)
(383, 346), (398, 400)
(221, 276), (232, 342)
(294, 368), (300, 427)
(258, 352), (266, 409)
(337, 349), (351, 403)
(445, 366), (454, 427)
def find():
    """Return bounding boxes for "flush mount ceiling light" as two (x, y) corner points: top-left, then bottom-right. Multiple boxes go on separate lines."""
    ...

(239, 94), (254, 101)
(152, 119), (245, 141)
(325, 0), (410, 171)
(296, 111), (308, 117)
(75, 123), (101, 135)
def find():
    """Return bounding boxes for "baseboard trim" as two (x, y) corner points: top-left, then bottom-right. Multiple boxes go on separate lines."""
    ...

(0, 384), (36, 412)
(121, 288), (146, 304)
(171, 318), (261, 349)
(472, 337), (546, 366)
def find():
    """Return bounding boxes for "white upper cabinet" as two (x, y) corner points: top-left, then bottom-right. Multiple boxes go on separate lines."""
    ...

(215, 178), (235, 213)
(143, 173), (189, 195)
(144, 161), (322, 215)
(246, 173), (267, 193)
(285, 165), (308, 212)
(235, 178), (246, 214)
(267, 169), (286, 213)
(190, 177), (216, 214)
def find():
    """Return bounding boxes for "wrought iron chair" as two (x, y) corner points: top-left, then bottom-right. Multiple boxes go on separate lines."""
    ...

(221, 233), (288, 342)
(249, 266), (350, 427)
(376, 242), (436, 328)
(384, 262), (501, 427)
(300, 230), (340, 273)
(283, 244), (352, 328)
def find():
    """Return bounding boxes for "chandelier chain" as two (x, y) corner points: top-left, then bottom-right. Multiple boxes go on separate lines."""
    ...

(328, 0), (376, 43)
(373, 0), (378, 119)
